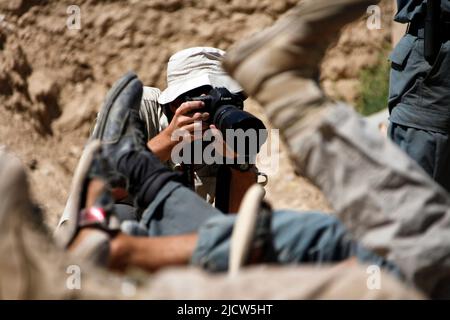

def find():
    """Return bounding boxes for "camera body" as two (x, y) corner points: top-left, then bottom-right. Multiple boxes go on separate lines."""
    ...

(184, 87), (265, 134)
(184, 87), (243, 126)
(184, 87), (267, 164)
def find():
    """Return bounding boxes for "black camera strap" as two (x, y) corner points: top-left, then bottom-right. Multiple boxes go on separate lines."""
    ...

(181, 163), (196, 191)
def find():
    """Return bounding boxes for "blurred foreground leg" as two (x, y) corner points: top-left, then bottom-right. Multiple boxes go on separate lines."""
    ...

(223, 0), (450, 298)
(0, 149), (421, 299)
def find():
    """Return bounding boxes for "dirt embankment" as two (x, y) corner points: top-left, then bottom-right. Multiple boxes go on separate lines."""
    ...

(0, 0), (393, 227)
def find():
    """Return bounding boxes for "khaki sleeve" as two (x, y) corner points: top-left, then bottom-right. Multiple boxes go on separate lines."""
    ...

(139, 86), (169, 140)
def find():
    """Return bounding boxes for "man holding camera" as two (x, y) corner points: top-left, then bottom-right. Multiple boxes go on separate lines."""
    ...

(57, 71), (399, 277)
(388, 0), (450, 191)
(59, 47), (264, 238)
(139, 47), (262, 214)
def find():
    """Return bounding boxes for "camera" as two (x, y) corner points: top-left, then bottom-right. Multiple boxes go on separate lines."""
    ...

(184, 87), (265, 132)
(184, 87), (267, 163)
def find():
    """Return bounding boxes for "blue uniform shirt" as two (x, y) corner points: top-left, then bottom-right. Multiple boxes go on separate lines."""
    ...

(389, 0), (450, 192)
(395, 0), (450, 23)
(389, 0), (450, 133)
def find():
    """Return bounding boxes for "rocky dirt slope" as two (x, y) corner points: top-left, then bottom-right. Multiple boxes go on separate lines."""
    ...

(0, 0), (393, 227)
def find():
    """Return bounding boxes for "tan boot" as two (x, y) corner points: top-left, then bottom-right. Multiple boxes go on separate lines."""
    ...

(0, 149), (128, 299)
(223, 0), (377, 136)
(0, 150), (71, 298)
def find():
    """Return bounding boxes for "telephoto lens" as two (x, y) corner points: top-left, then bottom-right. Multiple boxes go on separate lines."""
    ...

(185, 87), (267, 162)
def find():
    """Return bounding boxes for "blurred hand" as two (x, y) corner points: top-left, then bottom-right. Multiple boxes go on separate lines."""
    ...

(148, 101), (210, 161)
(209, 124), (237, 159)
(165, 101), (209, 141)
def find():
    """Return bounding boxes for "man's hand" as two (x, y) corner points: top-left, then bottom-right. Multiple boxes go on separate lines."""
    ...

(167, 101), (210, 137)
(147, 101), (209, 162)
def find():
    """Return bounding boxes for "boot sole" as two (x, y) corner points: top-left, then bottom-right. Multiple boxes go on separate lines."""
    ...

(229, 184), (266, 277)
(55, 140), (102, 248)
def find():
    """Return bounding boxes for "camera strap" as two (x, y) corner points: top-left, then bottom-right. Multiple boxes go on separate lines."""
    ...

(181, 163), (196, 191)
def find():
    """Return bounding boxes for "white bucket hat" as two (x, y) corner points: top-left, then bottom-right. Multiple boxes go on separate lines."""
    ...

(158, 47), (244, 105)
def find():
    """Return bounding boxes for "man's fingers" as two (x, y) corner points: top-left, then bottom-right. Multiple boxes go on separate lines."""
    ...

(181, 121), (203, 133)
(177, 113), (205, 126)
(175, 101), (205, 116)
(201, 112), (210, 121)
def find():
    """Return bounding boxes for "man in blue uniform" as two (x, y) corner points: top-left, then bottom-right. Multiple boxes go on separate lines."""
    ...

(388, 0), (450, 191)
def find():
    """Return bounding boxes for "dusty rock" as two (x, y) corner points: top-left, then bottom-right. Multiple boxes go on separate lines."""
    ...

(28, 69), (61, 131)
(54, 82), (106, 133)
(0, 31), (31, 99)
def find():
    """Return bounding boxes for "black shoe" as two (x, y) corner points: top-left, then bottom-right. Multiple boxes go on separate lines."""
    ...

(91, 72), (184, 208)
(91, 71), (147, 167)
